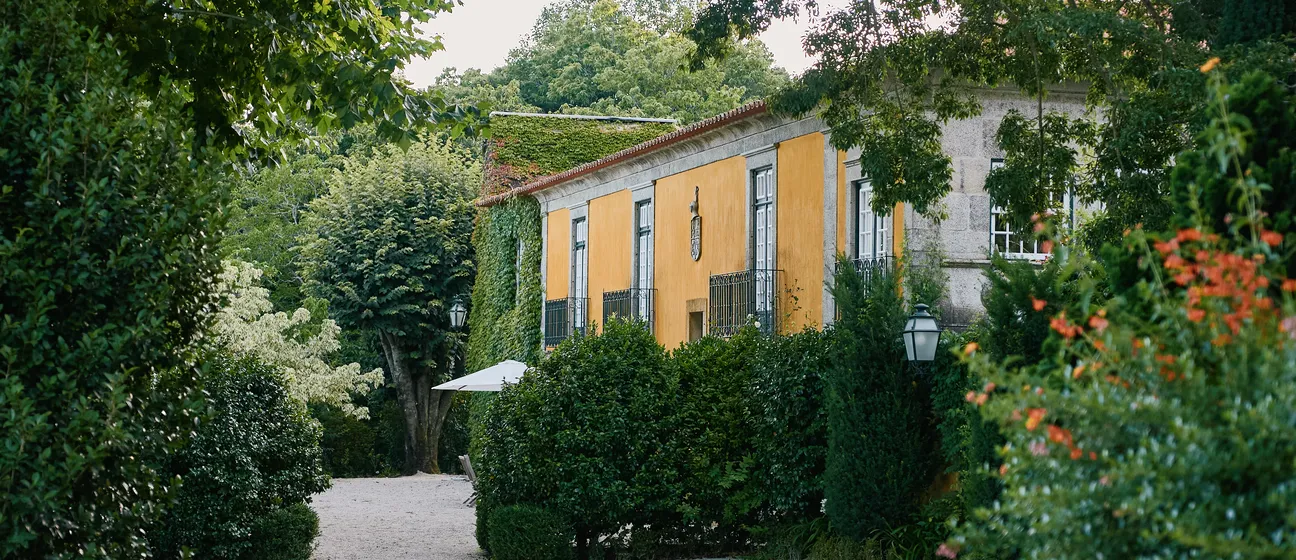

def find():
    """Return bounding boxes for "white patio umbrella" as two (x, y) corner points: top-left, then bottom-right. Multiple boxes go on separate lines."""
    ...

(431, 359), (529, 392)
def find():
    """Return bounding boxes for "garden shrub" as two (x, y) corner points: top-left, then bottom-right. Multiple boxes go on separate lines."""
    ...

(246, 503), (320, 560)
(948, 70), (1296, 559)
(0, 3), (223, 555)
(825, 258), (941, 540)
(486, 504), (574, 560)
(479, 319), (674, 559)
(152, 355), (330, 558)
(312, 403), (383, 477)
(661, 329), (761, 551)
(751, 327), (834, 521)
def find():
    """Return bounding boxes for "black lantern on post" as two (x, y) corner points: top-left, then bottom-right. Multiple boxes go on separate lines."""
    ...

(903, 303), (941, 375)
(449, 300), (467, 330)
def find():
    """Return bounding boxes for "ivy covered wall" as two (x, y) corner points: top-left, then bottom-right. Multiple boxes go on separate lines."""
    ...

(483, 115), (677, 195)
(467, 196), (544, 371)
(469, 114), (677, 369)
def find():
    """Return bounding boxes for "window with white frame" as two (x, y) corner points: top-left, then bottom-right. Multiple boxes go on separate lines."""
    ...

(854, 179), (889, 261)
(634, 200), (653, 317)
(752, 167), (775, 314)
(571, 217), (588, 327)
(989, 158), (1072, 259)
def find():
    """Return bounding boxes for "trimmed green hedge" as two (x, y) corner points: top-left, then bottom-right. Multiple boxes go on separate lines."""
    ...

(247, 503), (320, 560)
(486, 505), (573, 560)
(825, 256), (941, 540)
(751, 328), (834, 521)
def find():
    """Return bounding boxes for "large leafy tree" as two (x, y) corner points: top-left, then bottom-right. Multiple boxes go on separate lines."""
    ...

(441, 0), (787, 122)
(686, 0), (1295, 244)
(2, 0), (465, 554)
(300, 140), (478, 475)
(76, 0), (475, 147)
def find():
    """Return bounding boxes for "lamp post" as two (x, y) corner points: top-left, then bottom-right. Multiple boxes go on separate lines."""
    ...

(903, 303), (941, 376)
(449, 300), (467, 331)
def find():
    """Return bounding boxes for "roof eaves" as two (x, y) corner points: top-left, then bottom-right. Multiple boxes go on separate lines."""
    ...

(477, 100), (768, 207)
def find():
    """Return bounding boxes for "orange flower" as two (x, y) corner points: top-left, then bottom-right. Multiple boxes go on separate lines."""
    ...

(1154, 239), (1180, 255)
(1176, 228), (1203, 242)
(1212, 333), (1232, 346)
(1200, 56), (1221, 72)
(1089, 451), (1098, 460)
(963, 342), (980, 355)
(965, 391), (977, 403)
(1047, 424), (1073, 446)
(1088, 315), (1109, 332)
(1041, 240), (1055, 254)
(1031, 297), (1047, 311)
(1025, 408), (1047, 431)
(1261, 230), (1283, 247)
(1282, 279), (1296, 292)
(975, 393), (989, 406)
(984, 382), (997, 393)
(1070, 447), (1083, 460)
(1187, 308), (1206, 322)
(1073, 364), (1087, 379)
(999, 463), (1009, 476)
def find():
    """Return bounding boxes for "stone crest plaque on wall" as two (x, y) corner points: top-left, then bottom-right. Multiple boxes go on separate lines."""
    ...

(689, 186), (701, 261)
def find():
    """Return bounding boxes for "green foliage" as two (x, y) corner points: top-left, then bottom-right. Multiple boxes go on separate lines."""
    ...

(0, 3), (222, 555)
(76, 0), (472, 147)
(665, 329), (761, 550)
(312, 403), (384, 477)
(825, 258), (940, 540)
(1169, 70), (1296, 277)
(467, 197), (545, 372)
(491, 0), (787, 122)
(479, 320), (675, 559)
(301, 139), (478, 345)
(751, 328), (834, 521)
(301, 138), (478, 474)
(246, 503), (320, 560)
(949, 69), (1296, 559)
(224, 141), (342, 310)
(486, 115), (676, 190)
(152, 355), (329, 558)
(486, 505), (575, 560)
(927, 329), (1003, 517)
(980, 252), (1100, 365)
(685, 0), (1294, 234)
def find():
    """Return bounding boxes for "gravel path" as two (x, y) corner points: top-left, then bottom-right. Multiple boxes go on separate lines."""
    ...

(312, 474), (484, 560)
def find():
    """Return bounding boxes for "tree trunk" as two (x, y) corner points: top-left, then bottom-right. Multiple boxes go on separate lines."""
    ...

(378, 331), (456, 475)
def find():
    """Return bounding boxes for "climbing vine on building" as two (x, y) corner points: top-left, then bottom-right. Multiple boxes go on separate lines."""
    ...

(467, 197), (545, 372)
(483, 115), (675, 195)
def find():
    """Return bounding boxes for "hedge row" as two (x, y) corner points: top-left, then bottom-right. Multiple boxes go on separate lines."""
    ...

(476, 257), (979, 559)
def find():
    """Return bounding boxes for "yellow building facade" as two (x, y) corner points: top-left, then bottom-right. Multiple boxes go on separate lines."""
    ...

(479, 90), (1091, 350)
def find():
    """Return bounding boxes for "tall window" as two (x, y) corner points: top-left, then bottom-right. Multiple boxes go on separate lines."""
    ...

(634, 200), (653, 317)
(752, 167), (775, 314)
(989, 158), (1071, 259)
(571, 217), (587, 329)
(854, 179), (889, 260)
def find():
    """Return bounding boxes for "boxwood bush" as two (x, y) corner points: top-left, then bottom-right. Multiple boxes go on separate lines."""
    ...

(480, 319), (674, 559)
(151, 355), (329, 558)
(486, 504), (573, 560)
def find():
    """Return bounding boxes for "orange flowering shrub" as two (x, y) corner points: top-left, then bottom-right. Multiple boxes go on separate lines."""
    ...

(946, 72), (1296, 559)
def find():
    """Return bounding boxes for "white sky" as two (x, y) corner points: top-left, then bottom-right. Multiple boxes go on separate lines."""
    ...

(401, 0), (830, 88)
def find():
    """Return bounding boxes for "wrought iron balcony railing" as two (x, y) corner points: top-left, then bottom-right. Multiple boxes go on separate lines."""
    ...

(602, 288), (654, 333)
(543, 297), (589, 347)
(708, 268), (782, 337)
(836, 255), (897, 285)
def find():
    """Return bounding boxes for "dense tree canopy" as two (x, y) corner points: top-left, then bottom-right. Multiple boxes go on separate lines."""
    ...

(687, 0), (1296, 245)
(76, 0), (471, 147)
(300, 139), (479, 474)
(437, 0), (788, 122)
